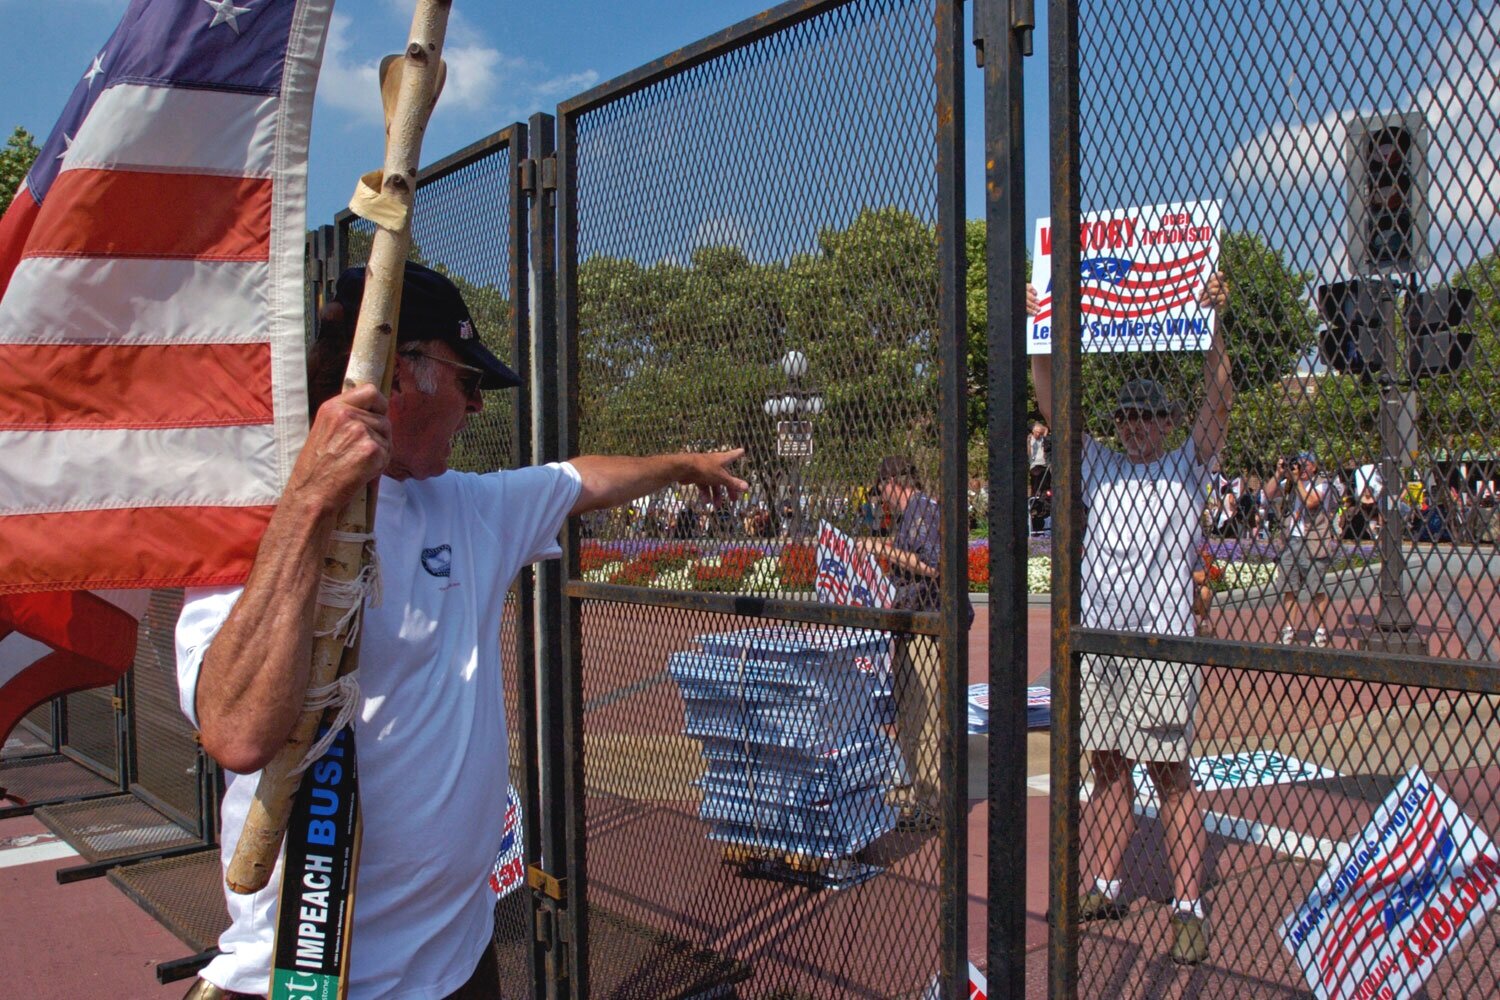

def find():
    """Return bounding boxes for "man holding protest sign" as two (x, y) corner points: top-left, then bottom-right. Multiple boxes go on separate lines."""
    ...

(177, 262), (747, 998)
(1030, 271), (1229, 965)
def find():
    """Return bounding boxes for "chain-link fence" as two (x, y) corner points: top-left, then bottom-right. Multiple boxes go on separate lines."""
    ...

(1046, 1), (1500, 995)
(557, 0), (971, 995)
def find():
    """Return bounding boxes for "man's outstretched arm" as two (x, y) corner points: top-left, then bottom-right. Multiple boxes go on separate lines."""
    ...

(1191, 274), (1232, 463)
(568, 449), (749, 516)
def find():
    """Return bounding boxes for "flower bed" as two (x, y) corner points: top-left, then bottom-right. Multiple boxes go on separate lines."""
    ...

(576, 536), (1376, 596)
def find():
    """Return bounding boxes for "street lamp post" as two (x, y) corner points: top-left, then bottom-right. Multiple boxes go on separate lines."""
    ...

(763, 350), (823, 541)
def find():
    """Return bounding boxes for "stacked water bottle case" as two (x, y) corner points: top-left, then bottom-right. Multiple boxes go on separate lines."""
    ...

(668, 626), (906, 884)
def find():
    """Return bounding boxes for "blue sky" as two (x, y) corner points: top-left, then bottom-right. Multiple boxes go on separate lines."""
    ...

(0, 0), (1053, 232)
(4, 1), (1493, 286)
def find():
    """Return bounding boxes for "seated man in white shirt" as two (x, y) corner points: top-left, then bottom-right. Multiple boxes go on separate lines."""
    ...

(177, 262), (746, 1000)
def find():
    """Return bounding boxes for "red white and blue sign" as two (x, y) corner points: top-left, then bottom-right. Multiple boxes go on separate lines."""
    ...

(1028, 200), (1221, 354)
(815, 521), (895, 610)
(1280, 768), (1500, 1000)
(488, 784), (525, 899)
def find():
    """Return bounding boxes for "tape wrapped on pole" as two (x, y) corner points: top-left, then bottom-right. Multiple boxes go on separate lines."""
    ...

(225, 0), (454, 898)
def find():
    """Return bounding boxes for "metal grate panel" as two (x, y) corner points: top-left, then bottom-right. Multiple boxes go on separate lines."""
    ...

(62, 684), (120, 781)
(494, 890), (751, 1000)
(1048, 2), (1500, 994)
(559, 0), (969, 994)
(109, 848), (231, 953)
(129, 590), (204, 827)
(36, 794), (199, 863)
(0, 754), (116, 806)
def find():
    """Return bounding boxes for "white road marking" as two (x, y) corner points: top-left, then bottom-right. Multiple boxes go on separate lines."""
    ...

(0, 838), (78, 868)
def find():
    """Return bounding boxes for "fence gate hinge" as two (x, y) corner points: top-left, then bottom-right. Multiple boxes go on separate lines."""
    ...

(519, 156), (559, 197)
(976, 0), (1035, 65)
(529, 865), (570, 984)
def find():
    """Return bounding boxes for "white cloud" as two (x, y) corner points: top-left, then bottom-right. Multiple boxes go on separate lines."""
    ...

(314, 13), (383, 123)
(1226, 7), (1500, 283)
(312, 9), (598, 129)
(534, 71), (601, 99)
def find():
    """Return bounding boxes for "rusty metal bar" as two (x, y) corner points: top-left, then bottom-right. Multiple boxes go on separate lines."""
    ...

(977, 0), (1031, 993)
(1047, 1), (1082, 996)
(936, 0), (969, 994)
(557, 0), (853, 117)
(1070, 628), (1500, 695)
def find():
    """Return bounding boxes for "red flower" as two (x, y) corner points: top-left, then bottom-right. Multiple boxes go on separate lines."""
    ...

(967, 546), (989, 585)
(779, 544), (816, 588)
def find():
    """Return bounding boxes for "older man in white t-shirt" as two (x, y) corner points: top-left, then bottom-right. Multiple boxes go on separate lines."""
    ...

(1029, 274), (1230, 966)
(177, 263), (747, 1000)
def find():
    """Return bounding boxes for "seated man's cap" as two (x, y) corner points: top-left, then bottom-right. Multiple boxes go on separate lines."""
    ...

(1114, 378), (1181, 416)
(333, 261), (521, 390)
(1296, 450), (1318, 465)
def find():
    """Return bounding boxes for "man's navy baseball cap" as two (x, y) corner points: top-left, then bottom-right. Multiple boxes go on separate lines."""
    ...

(332, 261), (521, 390)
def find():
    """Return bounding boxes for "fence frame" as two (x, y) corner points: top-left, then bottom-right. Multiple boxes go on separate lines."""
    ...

(1045, 1), (1500, 995)
(553, 0), (972, 993)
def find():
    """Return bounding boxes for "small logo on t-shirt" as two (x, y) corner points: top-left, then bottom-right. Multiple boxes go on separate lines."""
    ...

(421, 544), (452, 578)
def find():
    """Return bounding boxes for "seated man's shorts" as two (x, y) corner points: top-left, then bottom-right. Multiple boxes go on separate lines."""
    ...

(1278, 538), (1333, 599)
(1081, 654), (1200, 763)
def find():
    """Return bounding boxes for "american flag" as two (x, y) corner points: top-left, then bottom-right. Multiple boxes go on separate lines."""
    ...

(1080, 247), (1209, 319)
(0, 0), (333, 741)
(1033, 246), (1209, 323)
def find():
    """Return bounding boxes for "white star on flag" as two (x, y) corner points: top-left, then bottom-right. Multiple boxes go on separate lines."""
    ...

(55, 134), (74, 161)
(84, 53), (106, 87)
(203, 0), (252, 33)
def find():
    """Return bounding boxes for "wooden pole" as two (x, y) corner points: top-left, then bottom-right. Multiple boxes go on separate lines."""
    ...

(226, 0), (453, 895)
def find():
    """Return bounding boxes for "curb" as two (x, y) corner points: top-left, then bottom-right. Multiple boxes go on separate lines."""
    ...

(971, 563), (1385, 610)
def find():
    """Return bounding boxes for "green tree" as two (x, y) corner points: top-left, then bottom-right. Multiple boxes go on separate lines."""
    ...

(0, 126), (40, 212)
(577, 207), (944, 531)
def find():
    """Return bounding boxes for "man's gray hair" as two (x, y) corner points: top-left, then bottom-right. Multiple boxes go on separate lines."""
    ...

(404, 350), (441, 396)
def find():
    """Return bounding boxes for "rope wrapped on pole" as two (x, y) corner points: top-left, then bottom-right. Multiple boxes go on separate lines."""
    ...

(226, 0), (454, 897)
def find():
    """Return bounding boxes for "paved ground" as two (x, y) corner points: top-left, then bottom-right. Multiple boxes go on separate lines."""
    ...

(5, 587), (1496, 998)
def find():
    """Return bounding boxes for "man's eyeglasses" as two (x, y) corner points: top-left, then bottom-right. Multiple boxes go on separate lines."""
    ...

(1112, 408), (1172, 424)
(400, 350), (485, 397)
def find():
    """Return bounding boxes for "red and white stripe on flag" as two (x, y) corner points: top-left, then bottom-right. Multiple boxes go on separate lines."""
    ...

(0, 0), (334, 743)
(0, 0), (334, 597)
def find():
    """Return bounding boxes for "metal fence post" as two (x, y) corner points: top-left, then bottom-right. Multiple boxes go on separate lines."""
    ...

(1046, 2), (1081, 997)
(937, 0), (970, 993)
(978, 0), (1031, 994)
(525, 109), (574, 1000)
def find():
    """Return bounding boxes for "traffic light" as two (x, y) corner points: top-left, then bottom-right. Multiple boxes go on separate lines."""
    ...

(1315, 279), (1392, 375)
(1347, 113), (1429, 275)
(1405, 287), (1477, 377)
